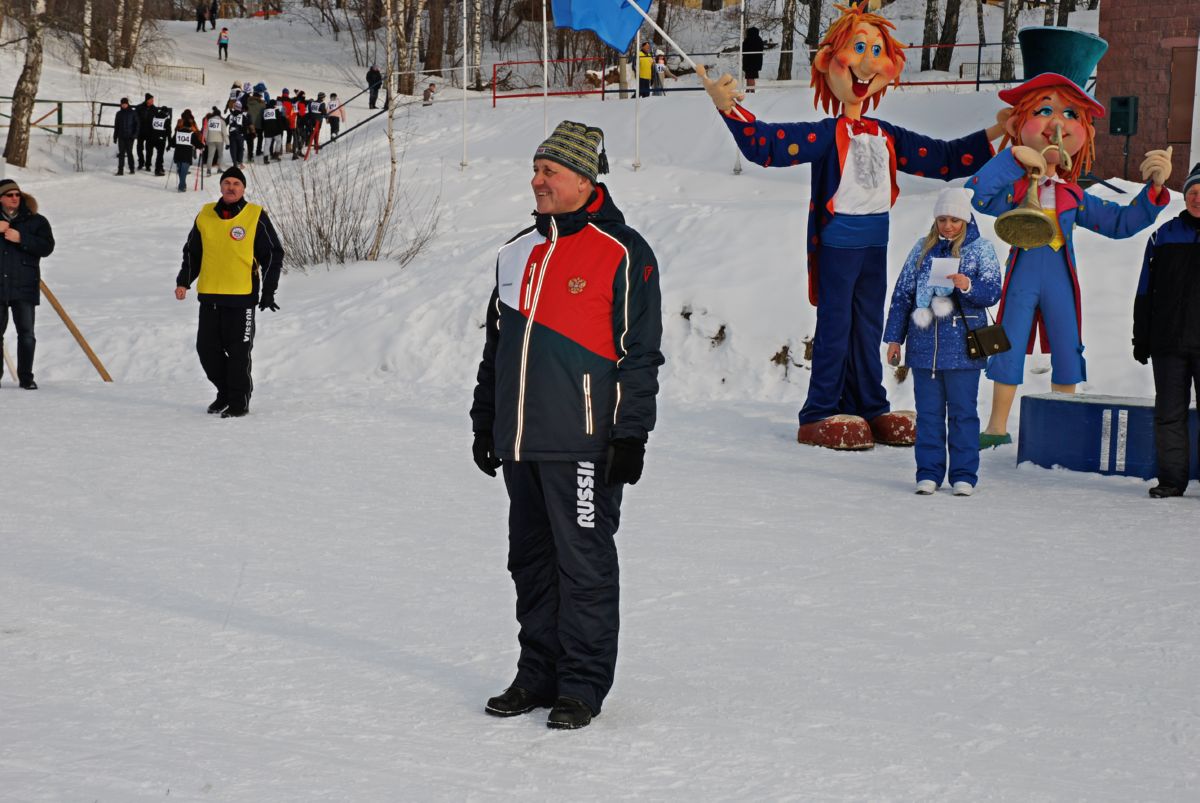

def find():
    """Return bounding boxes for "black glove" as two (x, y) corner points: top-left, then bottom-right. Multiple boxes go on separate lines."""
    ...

(605, 438), (645, 486)
(258, 296), (280, 312)
(1133, 340), (1149, 365)
(472, 432), (502, 477)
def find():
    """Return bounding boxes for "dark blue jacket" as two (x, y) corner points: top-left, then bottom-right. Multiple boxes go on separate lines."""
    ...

(472, 185), (664, 461)
(1134, 210), (1200, 357)
(883, 217), (1002, 371)
(0, 193), (55, 305)
(114, 106), (140, 139)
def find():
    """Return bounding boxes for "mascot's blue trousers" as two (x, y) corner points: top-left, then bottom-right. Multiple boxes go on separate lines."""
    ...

(800, 243), (891, 425)
(502, 460), (623, 716)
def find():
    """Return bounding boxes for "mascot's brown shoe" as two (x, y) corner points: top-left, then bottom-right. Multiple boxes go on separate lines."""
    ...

(869, 411), (916, 446)
(797, 414), (874, 450)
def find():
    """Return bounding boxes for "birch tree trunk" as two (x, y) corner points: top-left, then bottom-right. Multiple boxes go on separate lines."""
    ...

(400, 0), (426, 95)
(1056, 0), (1075, 26)
(471, 0), (483, 89)
(81, 0), (93, 74)
(4, 0), (46, 167)
(975, 0), (985, 47)
(777, 0), (797, 80)
(921, 0), (939, 72)
(112, 0), (126, 68)
(425, 0), (444, 76)
(1000, 0), (1018, 81)
(932, 0), (960, 72)
(122, 0), (146, 68)
(446, 0), (458, 58)
(1043, 1), (1055, 25)
(368, 0), (399, 261)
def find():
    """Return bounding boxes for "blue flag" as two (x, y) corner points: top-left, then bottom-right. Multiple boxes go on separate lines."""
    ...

(551, 0), (653, 53)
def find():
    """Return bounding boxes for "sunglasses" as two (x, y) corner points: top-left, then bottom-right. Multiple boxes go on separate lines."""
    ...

(2, 192), (21, 198)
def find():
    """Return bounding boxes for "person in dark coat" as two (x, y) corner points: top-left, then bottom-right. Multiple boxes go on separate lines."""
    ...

(148, 104), (173, 176)
(134, 93), (156, 171)
(209, 0), (218, 29)
(0, 179), (55, 389)
(471, 121), (664, 730)
(741, 26), (765, 93)
(1133, 163), (1200, 498)
(195, 3), (207, 32)
(366, 65), (382, 109)
(175, 166), (284, 418)
(113, 97), (140, 175)
(171, 109), (204, 192)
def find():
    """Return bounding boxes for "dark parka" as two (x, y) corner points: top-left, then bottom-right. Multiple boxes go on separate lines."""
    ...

(0, 193), (56, 305)
(1134, 210), (1200, 360)
(471, 184), (664, 462)
(114, 105), (140, 139)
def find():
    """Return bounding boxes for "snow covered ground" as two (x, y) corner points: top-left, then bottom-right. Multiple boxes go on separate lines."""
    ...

(2, 5), (1198, 801)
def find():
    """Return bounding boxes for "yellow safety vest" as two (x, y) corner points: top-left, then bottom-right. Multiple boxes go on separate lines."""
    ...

(639, 52), (653, 80)
(195, 202), (263, 295)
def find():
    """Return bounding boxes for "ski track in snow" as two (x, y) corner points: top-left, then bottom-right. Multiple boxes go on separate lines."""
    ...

(2, 4), (1198, 801)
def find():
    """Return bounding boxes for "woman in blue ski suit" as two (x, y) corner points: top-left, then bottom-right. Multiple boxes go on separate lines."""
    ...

(885, 189), (1002, 493)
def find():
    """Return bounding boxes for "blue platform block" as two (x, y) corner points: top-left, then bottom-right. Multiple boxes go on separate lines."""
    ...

(1017, 393), (1200, 479)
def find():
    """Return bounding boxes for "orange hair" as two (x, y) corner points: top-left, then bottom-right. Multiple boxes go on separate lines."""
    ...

(1001, 82), (1096, 183)
(811, 3), (906, 116)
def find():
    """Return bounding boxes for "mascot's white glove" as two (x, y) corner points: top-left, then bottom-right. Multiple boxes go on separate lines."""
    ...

(696, 64), (743, 114)
(1140, 145), (1173, 188)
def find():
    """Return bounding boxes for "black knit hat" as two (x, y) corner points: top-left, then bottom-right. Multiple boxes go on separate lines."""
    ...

(0, 178), (21, 196)
(221, 166), (246, 187)
(1184, 163), (1200, 195)
(533, 120), (609, 183)
(145, 92), (153, 101)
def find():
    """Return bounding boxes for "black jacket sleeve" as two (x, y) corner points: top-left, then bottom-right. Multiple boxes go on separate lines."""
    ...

(1132, 233), (1154, 359)
(611, 230), (664, 443)
(254, 208), (285, 299)
(17, 213), (55, 259)
(177, 219), (202, 288)
(470, 286), (501, 434)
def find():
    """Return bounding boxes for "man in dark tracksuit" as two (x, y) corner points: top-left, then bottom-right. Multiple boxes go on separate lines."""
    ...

(1133, 163), (1200, 498)
(0, 178), (55, 390)
(134, 93), (156, 171)
(113, 97), (139, 175)
(175, 166), (283, 418)
(148, 105), (172, 176)
(471, 121), (664, 730)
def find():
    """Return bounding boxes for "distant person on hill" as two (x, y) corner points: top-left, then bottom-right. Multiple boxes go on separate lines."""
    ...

(650, 51), (675, 96)
(171, 109), (204, 192)
(884, 188), (1002, 496)
(226, 81), (241, 110)
(366, 65), (383, 109)
(0, 178), (55, 390)
(209, 0), (218, 29)
(291, 91), (309, 159)
(1132, 163), (1200, 499)
(279, 88), (296, 150)
(134, 93), (156, 171)
(113, 97), (139, 176)
(175, 166), (284, 418)
(218, 27), (229, 61)
(226, 101), (247, 168)
(246, 91), (265, 158)
(305, 92), (327, 151)
(195, 4), (206, 32)
(202, 106), (227, 174)
(637, 41), (652, 97)
(422, 83), (436, 106)
(325, 93), (346, 138)
(741, 27), (764, 94)
(260, 98), (284, 162)
(148, 104), (173, 176)
(471, 121), (664, 730)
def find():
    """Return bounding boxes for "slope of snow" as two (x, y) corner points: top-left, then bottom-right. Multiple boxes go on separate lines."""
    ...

(1, 6), (1197, 801)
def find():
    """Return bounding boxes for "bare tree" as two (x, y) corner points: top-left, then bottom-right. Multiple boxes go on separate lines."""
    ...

(4, 0), (47, 168)
(1056, 0), (1075, 26)
(975, 0), (986, 48)
(777, 0), (797, 80)
(80, 0), (93, 73)
(921, 0), (939, 71)
(805, 0), (823, 66)
(122, 0), (146, 68)
(113, 0), (126, 67)
(932, 0), (960, 72)
(1043, 0), (1054, 25)
(1000, 0), (1019, 81)
(425, 0), (444, 76)
(471, 0), (483, 88)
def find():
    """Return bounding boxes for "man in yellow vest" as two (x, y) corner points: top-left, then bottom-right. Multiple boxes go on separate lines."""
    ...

(175, 166), (284, 418)
(637, 41), (653, 98)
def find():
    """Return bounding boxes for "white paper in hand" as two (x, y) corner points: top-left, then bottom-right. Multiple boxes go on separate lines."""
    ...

(928, 257), (960, 289)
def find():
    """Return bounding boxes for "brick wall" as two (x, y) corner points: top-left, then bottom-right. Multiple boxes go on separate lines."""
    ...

(1096, 1), (1197, 189)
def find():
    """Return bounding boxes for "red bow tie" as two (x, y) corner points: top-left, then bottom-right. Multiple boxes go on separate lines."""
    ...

(847, 118), (880, 136)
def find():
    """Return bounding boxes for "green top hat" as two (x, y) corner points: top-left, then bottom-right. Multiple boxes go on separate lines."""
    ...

(999, 27), (1108, 118)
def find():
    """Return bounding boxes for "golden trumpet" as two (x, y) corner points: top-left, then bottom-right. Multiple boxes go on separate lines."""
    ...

(994, 124), (1072, 250)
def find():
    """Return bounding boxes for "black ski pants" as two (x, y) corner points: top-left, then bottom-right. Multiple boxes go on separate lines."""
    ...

(116, 136), (135, 172)
(197, 303), (255, 411)
(136, 133), (152, 168)
(149, 136), (166, 173)
(1152, 352), (1200, 490)
(502, 459), (623, 715)
(0, 302), (36, 384)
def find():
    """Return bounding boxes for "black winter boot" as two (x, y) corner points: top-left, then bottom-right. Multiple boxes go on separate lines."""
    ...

(206, 396), (228, 414)
(546, 697), (594, 730)
(485, 687), (552, 717)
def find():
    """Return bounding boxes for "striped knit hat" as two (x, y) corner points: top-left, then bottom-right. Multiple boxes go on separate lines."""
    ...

(1184, 163), (1200, 194)
(533, 120), (609, 182)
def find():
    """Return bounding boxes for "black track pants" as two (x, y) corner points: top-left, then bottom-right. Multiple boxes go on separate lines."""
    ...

(502, 459), (623, 715)
(197, 303), (255, 410)
(1152, 352), (1200, 490)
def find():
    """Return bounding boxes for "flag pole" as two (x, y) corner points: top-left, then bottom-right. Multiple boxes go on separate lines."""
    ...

(461, 0), (468, 169)
(542, 0), (550, 135)
(633, 31), (641, 171)
(733, 0), (745, 175)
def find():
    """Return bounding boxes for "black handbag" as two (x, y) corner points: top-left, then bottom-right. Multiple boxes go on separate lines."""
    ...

(952, 294), (1011, 360)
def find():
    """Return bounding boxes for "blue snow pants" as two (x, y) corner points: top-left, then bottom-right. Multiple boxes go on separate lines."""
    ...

(502, 459), (623, 716)
(913, 367), (982, 487)
(986, 247), (1085, 386)
(800, 243), (891, 424)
